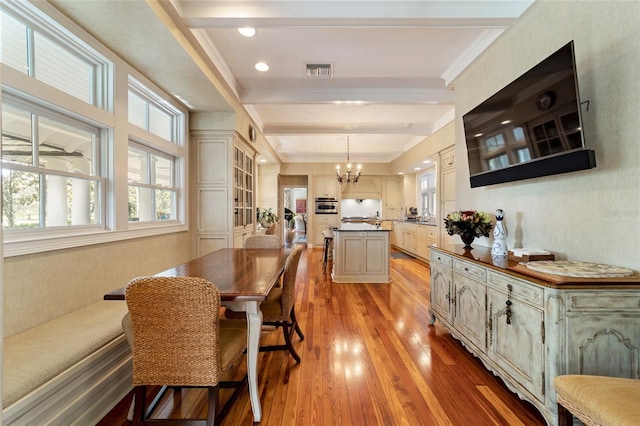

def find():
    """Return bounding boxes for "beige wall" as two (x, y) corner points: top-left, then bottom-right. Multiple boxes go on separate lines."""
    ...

(454, 1), (640, 269)
(4, 232), (192, 337)
(392, 121), (455, 173)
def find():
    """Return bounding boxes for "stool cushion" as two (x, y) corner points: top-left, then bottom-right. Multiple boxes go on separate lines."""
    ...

(554, 375), (640, 426)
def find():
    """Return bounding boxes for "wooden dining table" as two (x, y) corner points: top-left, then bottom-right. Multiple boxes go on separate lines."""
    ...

(104, 247), (291, 423)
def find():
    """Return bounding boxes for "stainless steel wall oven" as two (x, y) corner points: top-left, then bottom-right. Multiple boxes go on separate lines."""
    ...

(315, 197), (338, 214)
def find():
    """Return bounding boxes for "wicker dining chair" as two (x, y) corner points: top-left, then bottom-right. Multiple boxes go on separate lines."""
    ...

(259, 244), (305, 362)
(124, 276), (248, 426)
(244, 235), (281, 249)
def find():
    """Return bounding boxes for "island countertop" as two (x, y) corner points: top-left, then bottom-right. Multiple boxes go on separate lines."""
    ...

(333, 223), (390, 232)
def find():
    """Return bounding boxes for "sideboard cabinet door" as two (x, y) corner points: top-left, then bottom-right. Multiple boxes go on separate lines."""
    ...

(453, 272), (487, 353)
(487, 287), (545, 400)
(564, 291), (640, 379)
(429, 252), (453, 325)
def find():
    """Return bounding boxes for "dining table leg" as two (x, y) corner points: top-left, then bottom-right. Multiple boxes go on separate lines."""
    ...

(244, 301), (263, 422)
(223, 300), (263, 422)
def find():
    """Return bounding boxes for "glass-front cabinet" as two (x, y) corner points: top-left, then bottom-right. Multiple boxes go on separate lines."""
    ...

(234, 146), (254, 228)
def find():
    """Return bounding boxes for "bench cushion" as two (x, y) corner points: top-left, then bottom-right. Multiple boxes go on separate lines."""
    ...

(3, 300), (129, 407)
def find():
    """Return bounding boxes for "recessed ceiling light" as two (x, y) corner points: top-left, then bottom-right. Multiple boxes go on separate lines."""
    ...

(422, 160), (432, 164)
(255, 62), (269, 72)
(398, 172), (404, 175)
(238, 27), (256, 37)
(259, 158), (267, 163)
(501, 120), (512, 125)
(413, 167), (421, 171)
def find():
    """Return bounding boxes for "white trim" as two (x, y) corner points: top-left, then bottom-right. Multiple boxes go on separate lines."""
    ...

(3, 223), (188, 258)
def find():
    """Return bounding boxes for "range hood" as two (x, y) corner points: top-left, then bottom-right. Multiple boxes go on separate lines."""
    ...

(341, 177), (381, 200)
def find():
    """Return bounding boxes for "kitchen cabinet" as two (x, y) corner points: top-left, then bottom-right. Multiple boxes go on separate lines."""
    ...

(332, 227), (391, 283)
(438, 145), (456, 245)
(316, 176), (338, 199)
(192, 130), (256, 256)
(415, 225), (437, 260)
(391, 221), (435, 261)
(402, 227), (416, 253)
(440, 145), (455, 171)
(314, 214), (338, 247)
(382, 176), (403, 219)
(429, 245), (640, 425)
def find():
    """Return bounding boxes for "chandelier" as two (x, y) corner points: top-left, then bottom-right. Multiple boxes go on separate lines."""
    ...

(336, 136), (362, 185)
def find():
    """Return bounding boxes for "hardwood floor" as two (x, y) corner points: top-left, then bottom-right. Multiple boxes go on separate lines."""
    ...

(98, 239), (546, 425)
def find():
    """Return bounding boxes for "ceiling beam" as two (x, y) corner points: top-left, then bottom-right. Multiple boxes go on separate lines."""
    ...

(177, 1), (535, 28)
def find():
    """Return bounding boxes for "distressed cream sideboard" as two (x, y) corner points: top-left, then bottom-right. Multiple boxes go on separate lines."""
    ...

(429, 245), (640, 425)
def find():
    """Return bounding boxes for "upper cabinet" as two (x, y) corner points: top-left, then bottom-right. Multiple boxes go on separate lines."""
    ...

(382, 176), (403, 220)
(440, 145), (456, 172)
(316, 176), (339, 199)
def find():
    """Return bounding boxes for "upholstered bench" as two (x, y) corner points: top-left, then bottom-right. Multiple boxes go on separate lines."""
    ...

(554, 374), (640, 426)
(2, 300), (132, 425)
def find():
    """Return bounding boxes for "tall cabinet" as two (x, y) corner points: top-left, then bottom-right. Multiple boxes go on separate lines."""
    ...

(192, 130), (256, 256)
(438, 145), (456, 245)
(382, 176), (403, 220)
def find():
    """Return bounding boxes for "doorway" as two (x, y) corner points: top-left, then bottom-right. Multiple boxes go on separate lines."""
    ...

(283, 187), (307, 244)
(280, 175), (308, 246)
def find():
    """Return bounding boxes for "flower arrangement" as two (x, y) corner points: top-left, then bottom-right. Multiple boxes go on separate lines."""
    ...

(444, 210), (493, 238)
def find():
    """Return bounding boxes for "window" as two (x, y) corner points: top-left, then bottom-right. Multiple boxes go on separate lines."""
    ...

(1, 2), (187, 256)
(420, 172), (436, 217)
(128, 144), (176, 222)
(2, 99), (103, 230)
(127, 77), (185, 224)
(128, 78), (180, 144)
(1, 7), (109, 108)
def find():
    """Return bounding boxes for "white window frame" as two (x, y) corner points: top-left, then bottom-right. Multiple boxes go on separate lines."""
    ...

(2, 94), (106, 232)
(1, 1), (188, 257)
(419, 171), (436, 217)
(127, 77), (186, 229)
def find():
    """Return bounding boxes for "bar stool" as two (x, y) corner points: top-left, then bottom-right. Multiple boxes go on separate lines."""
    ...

(322, 228), (334, 267)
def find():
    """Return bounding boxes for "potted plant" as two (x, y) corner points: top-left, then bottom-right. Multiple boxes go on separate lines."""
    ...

(256, 207), (279, 228)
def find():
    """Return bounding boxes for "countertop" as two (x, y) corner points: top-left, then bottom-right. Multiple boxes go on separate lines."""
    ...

(391, 219), (437, 226)
(333, 223), (390, 232)
(432, 244), (640, 288)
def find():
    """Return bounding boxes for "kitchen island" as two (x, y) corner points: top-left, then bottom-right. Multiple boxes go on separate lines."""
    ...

(331, 223), (391, 283)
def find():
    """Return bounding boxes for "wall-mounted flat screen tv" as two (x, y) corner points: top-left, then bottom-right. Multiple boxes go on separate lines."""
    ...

(463, 41), (596, 188)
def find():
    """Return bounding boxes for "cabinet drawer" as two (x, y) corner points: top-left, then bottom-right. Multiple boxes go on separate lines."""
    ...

(566, 291), (640, 312)
(430, 251), (452, 267)
(426, 228), (438, 239)
(487, 271), (544, 306)
(316, 215), (337, 225)
(453, 259), (487, 282)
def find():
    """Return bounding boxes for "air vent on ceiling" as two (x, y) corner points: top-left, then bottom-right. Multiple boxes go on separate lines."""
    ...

(306, 63), (333, 79)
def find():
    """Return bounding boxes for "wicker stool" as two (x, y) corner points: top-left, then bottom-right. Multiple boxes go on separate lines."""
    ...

(554, 375), (640, 426)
